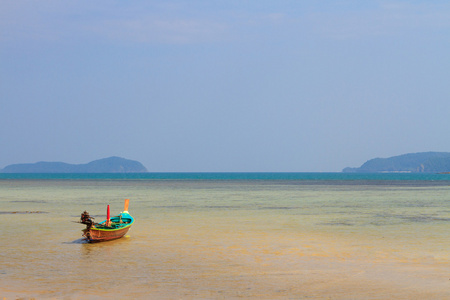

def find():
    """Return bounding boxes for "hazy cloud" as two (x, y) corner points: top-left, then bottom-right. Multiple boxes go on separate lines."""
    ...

(0, 1), (229, 44)
(88, 17), (229, 44)
(3, 1), (450, 45)
(304, 1), (450, 39)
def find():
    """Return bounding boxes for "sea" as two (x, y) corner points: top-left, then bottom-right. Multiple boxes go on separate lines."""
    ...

(1, 173), (449, 299)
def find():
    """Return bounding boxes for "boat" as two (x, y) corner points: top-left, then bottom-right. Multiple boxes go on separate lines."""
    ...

(79, 199), (134, 243)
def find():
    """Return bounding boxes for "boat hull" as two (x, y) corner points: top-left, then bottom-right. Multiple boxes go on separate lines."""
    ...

(83, 226), (131, 242)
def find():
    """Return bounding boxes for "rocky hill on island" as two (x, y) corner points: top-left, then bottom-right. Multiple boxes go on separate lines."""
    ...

(1, 157), (148, 173)
(343, 152), (450, 173)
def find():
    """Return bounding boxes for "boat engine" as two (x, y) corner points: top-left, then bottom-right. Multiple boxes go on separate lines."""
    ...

(80, 211), (94, 226)
(80, 211), (95, 240)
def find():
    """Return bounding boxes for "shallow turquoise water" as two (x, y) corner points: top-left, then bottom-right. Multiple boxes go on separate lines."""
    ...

(1, 171), (450, 181)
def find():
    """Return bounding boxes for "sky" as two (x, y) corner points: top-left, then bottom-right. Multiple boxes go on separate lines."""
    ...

(1, 0), (450, 172)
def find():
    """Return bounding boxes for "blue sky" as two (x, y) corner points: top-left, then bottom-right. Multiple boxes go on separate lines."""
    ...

(1, 1), (450, 171)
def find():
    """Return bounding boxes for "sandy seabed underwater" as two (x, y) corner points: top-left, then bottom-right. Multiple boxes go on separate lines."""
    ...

(0, 177), (449, 299)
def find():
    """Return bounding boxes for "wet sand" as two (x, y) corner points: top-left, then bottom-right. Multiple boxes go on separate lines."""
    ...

(1, 218), (449, 299)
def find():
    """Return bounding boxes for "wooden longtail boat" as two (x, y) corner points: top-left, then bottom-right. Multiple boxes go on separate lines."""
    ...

(79, 199), (134, 243)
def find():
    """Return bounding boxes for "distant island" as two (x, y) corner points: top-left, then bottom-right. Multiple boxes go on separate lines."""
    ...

(343, 152), (450, 173)
(0, 157), (148, 173)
